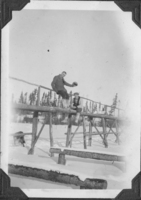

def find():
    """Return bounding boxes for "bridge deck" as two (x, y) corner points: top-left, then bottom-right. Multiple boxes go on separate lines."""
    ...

(11, 103), (123, 121)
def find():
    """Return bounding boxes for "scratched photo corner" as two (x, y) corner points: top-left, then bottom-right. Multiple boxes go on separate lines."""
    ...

(1, 0), (141, 198)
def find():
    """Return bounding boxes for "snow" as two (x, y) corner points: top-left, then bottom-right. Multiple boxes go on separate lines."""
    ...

(9, 174), (78, 189)
(8, 122), (131, 189)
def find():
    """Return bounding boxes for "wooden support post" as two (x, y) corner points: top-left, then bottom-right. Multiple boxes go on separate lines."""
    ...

(104, 105), (107, 115)
(28, 120), (46, 154)
(29, 111), (38, 154)
(115, 119), (120, 145)
(49, 113), (54, 157)
(102, 118), (108, 148)
(66, 116), (72, 147)
(69, 122), (81, 147)
(91, 119), (104, 140)
(88, 121), (92, 146)
(58, 153), (66, 165)
(118, 109), (120, 118)
(83, 116), (87, 149)
(69, 123), (80, 147)
(37, 86), (41, 106)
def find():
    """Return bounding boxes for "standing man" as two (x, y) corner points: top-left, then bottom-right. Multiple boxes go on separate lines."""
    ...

(51, 71), (77, 109)
(70, 92), (83, 123)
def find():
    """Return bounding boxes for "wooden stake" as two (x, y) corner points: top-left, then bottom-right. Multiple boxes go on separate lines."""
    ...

(58, 153), (66, 165)
(83, 116), (87, 149)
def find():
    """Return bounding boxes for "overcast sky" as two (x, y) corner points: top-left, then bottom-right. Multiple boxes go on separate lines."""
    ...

(9, 8), (140, 111)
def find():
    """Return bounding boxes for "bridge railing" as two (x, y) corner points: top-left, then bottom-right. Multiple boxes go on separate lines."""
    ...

(9, 76), (124, 117)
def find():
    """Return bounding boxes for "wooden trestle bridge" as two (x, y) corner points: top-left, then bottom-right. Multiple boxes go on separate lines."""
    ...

(10, 76), (125, 164)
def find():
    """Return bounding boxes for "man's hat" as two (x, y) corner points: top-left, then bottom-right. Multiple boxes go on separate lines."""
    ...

(74, 92), (79, 95)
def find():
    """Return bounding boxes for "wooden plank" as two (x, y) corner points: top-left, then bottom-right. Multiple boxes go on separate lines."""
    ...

(64, 131), (115, 136)
(11, 103), (122, 120)
(9, 164), (107, 189)
(50, 148), (125, 162)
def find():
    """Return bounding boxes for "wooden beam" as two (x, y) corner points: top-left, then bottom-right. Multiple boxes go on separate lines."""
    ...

(64, 131), (117, 136)
(50, 148), (126, 162)
(9, 164), (107, 189)
(11, 103), (121, 120)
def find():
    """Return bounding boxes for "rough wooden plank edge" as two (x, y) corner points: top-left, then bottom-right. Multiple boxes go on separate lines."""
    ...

(8, 164), (108, 189)
(50, 148), (125, 162)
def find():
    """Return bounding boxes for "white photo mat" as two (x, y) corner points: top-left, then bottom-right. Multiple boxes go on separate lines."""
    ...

(1, 0), (141, 198)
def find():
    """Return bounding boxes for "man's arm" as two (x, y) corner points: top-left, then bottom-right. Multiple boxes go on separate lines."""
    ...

(63, 79), (73, 87)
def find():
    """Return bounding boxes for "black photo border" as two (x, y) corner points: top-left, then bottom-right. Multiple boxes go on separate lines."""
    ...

(0, 0), (141, 199)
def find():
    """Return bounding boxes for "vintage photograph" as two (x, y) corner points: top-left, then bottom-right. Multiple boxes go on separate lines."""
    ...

(2, 0), (140, 198)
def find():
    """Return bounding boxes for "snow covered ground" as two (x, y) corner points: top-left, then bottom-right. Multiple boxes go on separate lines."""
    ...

(9, 173), (79, 189)
(8, 122), (131, 190)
